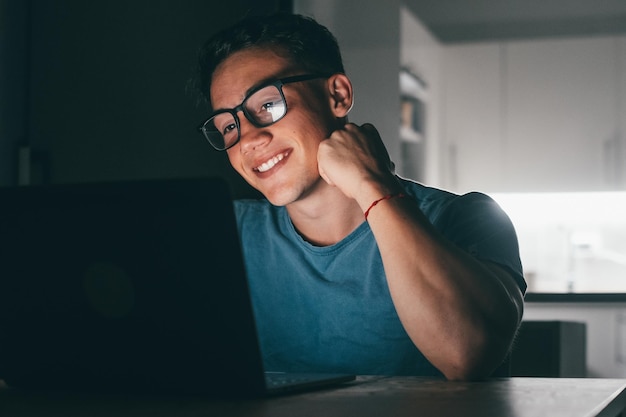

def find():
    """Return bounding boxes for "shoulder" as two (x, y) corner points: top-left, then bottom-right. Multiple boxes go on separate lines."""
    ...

(399, 177), (513, 237)
(400, 178), (525, 291)
(398, 178), (494, 223)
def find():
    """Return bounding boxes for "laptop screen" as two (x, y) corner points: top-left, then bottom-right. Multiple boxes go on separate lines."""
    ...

(0, 178), (266, 395)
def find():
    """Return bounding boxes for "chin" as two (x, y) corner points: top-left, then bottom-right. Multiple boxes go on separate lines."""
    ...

(257, 185), (303, 207)
(263, 193), (295, 207)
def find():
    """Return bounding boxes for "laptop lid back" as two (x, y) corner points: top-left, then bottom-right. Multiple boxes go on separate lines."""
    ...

(0, 178), (266, 395)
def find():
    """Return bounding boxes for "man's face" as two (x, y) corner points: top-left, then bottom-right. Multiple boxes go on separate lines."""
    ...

(209, 48), (338, 206)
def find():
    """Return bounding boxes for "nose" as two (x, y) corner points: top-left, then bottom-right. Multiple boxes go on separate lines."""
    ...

(238, 115), (271, 152)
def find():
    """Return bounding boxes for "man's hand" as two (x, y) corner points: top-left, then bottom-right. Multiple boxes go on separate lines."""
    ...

(317, 123), (398, 202)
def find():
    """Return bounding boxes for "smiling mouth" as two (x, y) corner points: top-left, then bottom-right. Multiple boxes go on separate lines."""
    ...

(254, 152), (288, 173)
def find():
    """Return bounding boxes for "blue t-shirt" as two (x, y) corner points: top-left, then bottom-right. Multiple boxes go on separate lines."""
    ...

(234, 178), (525, 376)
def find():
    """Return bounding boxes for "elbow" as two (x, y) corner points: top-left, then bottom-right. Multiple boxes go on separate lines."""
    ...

(440, 313), (522, 381)
(439, 354), (493, 381)
(439, 345), (508, 381)
(440, 359), (497, 382)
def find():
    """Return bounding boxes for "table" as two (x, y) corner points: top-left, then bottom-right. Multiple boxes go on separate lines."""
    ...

(1, 376), (626, 417)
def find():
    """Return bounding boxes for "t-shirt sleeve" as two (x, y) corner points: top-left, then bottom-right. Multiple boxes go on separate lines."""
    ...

(433, 192), (527, 294)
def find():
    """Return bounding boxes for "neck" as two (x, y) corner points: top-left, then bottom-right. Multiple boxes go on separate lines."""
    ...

(286, 182), (364, 247)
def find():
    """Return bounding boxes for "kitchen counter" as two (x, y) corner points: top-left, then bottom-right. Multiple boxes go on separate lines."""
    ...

(525, 293), (626, 303)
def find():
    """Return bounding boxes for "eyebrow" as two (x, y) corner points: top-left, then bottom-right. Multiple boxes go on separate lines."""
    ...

(244, 67), (300, 96)
(245, 75), (277, 96)
(212, 69), (299, 113)
(210, 76), (274, 113)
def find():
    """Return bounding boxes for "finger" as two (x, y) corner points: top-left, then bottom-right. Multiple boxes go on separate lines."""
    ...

(319, 168), (334, 186)
(317, 152), (336, 186)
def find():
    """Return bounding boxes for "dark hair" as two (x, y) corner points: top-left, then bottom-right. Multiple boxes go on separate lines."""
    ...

(195, 13), (345, 105)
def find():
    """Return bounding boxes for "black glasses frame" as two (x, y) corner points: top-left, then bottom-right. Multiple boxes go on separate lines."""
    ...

(198, 73), (329, 151)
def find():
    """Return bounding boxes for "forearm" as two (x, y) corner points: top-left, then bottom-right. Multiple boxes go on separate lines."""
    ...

(360, 181), (523, 380)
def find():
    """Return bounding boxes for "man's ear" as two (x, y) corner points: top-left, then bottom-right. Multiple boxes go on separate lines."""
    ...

(327, 73), (353, 118)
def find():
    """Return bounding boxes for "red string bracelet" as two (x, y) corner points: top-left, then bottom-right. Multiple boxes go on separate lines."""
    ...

(364, 193), (406, 220)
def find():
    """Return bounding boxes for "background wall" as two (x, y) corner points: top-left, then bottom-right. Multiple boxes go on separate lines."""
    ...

(400, 6), (442, 186)
(1, 0), (289, 197)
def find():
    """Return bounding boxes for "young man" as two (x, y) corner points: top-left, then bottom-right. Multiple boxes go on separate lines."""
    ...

(196, 13), (525, 380)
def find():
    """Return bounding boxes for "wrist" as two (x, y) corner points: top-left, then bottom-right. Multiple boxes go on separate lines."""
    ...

(364, 193), (407, 220)
(355, 175), (405, 212)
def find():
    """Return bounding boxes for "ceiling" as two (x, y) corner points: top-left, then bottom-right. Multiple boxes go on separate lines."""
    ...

(403, 0), (626, 43)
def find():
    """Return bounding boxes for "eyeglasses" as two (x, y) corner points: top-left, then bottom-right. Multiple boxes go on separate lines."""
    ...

(198, 74), (329, 151)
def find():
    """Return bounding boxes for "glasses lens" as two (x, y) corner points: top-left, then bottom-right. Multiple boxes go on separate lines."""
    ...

(204, 111), (238, 150)
(244, 85), (287, 127)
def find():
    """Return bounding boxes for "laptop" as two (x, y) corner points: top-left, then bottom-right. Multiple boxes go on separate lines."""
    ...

(0, 177), (354, 397)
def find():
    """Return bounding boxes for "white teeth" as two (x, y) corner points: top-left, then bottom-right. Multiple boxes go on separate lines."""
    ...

(256, 153), (285, 173)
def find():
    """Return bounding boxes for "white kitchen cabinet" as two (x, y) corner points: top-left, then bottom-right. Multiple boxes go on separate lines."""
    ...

(505, 37), (618, 192)
(441, 43), (504, 192)
(616, 35), (626, 189)
(442, 36), (623, 193)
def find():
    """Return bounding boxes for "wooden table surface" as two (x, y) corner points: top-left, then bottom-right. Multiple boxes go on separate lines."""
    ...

(2, 376), (626, 417)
